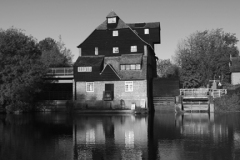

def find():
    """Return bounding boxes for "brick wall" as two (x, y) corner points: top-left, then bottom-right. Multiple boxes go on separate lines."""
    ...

(75, 80), (148, 109)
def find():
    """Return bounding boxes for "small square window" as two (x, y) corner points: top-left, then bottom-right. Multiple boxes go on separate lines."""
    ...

(120, 65), (126, 70)
(136, 64), (141, 70)
(125, 81), (133, 92)
(130, 64), (136, 70)
(86, 82), (94, 92)
(113, 30), (118, 36)
(131, 46), (137, 52)
(113, 47), (119, 53)
(144, 29), (149, 34)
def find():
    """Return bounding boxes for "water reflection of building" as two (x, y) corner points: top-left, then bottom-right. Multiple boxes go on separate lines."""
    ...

(73, 115), (148, 160)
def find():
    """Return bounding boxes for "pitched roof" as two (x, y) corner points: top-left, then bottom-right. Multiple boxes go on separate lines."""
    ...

(120, 54), (143, 64)
(96, 19), (129, 30)
(106, 11), (118, 18)
(127, 22), (160, 29)
(100, 64), (121, 80)
(74, 56), (104, 66)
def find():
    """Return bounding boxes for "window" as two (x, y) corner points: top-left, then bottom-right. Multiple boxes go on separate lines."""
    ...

(113, 47), (119, 53)
(136, 64), (141, 70)
(113, 30), (118, 36)
(130, 64), (136, 70)
(86, 82), (94, 92)
(108, 17), (116, 24)
(95, 47), (98, 55)
(131, 46), (137, 52)
(126, 65), (130, 70)
(120, 65), (126, 70)
(144, 29), (149, 34)
(78, 67), (92, 72)
(120, 64), (141, 70)
(125, 81), (133, 92)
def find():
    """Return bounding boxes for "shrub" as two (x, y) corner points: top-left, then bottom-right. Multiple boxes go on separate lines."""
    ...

(214, 93), (240, 112)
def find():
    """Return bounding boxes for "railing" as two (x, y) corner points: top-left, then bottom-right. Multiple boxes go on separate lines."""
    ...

(180, 88), (210, 97)
(211, 89), (227, 98)
(47, 67), (73, 76)
(180, 88), (227, 98)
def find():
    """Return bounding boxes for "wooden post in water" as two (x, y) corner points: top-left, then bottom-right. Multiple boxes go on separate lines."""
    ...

(175, 96), (182, 112)
(209, 96), (214, 112)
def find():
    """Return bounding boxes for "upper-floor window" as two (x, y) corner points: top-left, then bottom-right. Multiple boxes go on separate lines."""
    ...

(95, 47), (98, 55)
(108, 17), (116, 24)
(144, 29), (149, 34)
(113, 30), (118, 36)
(78, 67), (92, 72)
(113, 47), (119, 53)
(120, 64), (141, 70)
(131, 46), (137, 52)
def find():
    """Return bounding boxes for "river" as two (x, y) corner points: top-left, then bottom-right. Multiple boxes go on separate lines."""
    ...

(0, 112), (240, 160)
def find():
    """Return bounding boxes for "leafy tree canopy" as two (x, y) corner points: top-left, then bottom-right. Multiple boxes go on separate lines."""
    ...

(173, 28), (239, 88)
(157, 59), (179, 78)
(38, 36), (73, 67)
(0, 28), (47, 110)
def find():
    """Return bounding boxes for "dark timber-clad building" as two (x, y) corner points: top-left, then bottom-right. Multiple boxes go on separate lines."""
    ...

(73, 11), (160, 111)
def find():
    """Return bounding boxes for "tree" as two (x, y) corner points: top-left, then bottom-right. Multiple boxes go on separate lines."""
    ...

(157, 59), (179, 78)
(173, 28), (239, 88)
(0, 28), (47, 111)
(38, 36), (73, 67)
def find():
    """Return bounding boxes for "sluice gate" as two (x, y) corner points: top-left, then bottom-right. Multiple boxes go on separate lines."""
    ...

(176, 89), (227, 112)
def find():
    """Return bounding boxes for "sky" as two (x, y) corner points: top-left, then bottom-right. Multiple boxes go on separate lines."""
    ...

(1, 0), (240, 62)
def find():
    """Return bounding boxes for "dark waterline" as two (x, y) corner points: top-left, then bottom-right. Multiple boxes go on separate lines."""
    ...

(0, 112), (240, 160)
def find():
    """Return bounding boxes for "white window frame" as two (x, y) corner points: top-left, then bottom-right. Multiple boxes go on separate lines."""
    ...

(125, 81), (133, 92)
(131, 46), (137, 52)
(108, 17), (116, 24)
(136, 64), (141, 70)
(95, 47), (98, 55)
(144, 29), (149, 34)
(113, 30), (118, 36)
(86, 82), (94, 92)
(78, 67), (92, 72)
(120, 65), (126, 70)
(113, 47), (119, 53)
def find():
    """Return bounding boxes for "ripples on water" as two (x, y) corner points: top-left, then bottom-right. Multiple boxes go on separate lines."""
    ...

(0, 112), (240, 160)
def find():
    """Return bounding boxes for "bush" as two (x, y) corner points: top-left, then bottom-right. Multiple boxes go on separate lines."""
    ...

(214, 93), (240, 112)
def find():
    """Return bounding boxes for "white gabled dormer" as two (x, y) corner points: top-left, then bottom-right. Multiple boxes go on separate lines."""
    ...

(106, 11), (119, 29)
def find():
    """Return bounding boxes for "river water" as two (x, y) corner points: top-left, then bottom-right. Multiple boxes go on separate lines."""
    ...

(0, 112), (240, 160)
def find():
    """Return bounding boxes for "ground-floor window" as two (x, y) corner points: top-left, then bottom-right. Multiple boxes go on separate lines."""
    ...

(86, 82), (94, 92)
(125, 81), (133, 92)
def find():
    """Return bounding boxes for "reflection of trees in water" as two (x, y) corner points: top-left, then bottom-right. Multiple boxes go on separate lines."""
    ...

(156, 113), (240, 160)
(0, 114), (73, 160)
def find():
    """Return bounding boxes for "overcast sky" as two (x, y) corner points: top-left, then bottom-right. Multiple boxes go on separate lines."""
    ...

(1, 0), (240, 62)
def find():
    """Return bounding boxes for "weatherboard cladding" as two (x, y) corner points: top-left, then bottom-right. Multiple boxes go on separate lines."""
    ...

(78, 29), (147, 56)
